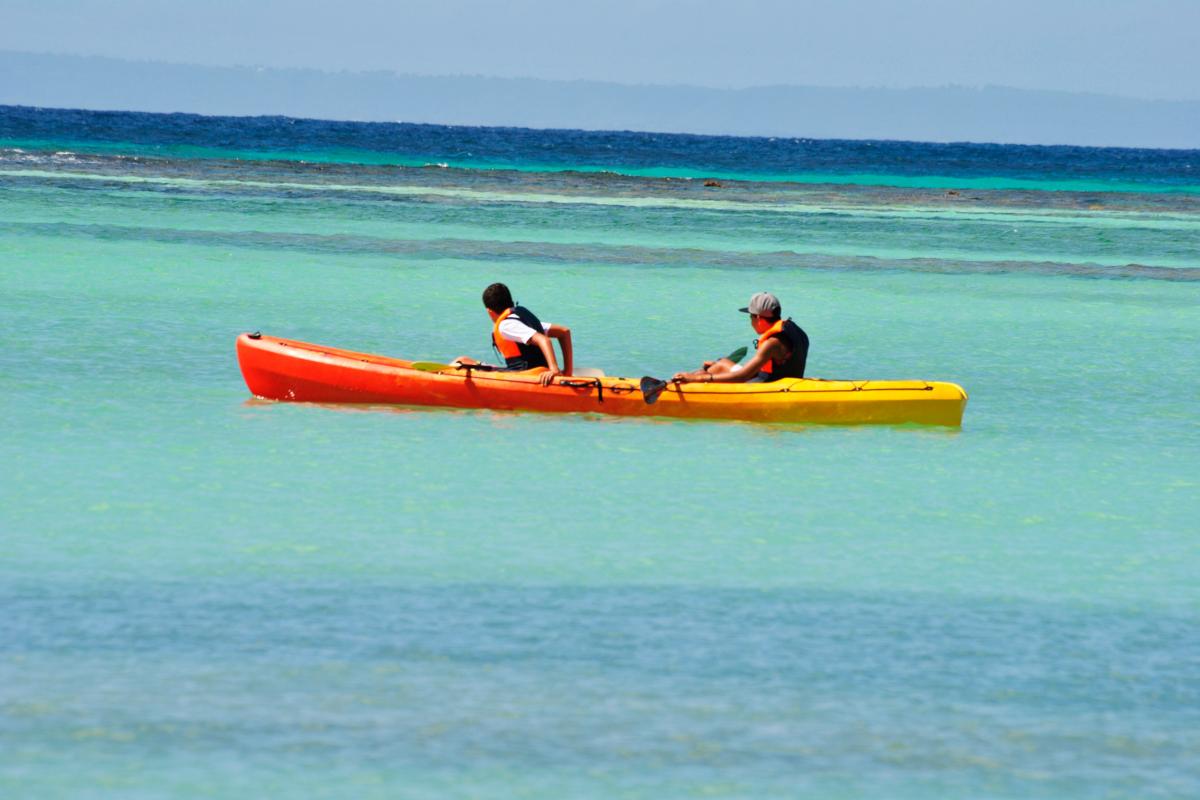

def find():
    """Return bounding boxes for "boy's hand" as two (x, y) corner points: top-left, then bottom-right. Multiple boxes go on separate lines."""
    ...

(539, 369), (561, 386)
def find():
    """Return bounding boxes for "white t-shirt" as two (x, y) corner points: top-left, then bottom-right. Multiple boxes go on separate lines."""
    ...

(498, 317), (551, 344)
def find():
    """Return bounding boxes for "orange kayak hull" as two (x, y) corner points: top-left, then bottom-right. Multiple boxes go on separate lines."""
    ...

(236, 333), (967, 426)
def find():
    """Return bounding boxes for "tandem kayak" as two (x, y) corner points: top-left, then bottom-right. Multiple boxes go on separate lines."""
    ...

(236, 333), (968, 426)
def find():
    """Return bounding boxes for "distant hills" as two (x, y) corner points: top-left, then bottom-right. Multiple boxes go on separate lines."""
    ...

(2, 51), (1198, 149)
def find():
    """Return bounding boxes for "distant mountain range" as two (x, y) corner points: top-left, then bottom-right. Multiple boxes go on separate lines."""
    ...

(3, 51), (1197, 148)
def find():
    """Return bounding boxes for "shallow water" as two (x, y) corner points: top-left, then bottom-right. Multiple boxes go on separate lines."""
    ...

(1, 107), (1199, 798)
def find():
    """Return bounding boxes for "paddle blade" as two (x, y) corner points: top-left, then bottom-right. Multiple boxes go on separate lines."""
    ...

(410, 361), (496, 373)
(725, 346), (749, 364)
(640, 376), (669, 405)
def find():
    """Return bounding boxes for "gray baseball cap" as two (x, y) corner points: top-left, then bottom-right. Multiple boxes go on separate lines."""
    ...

(739, 292), (781, 316)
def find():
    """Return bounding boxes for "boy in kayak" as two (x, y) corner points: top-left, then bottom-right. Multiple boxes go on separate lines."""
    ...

(672, 292), (808, 384)
(454, 282), (573, 386)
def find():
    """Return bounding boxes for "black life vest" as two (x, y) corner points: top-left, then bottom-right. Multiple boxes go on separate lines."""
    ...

(756, 318), (809, 380)
(491, 306), (549, 370)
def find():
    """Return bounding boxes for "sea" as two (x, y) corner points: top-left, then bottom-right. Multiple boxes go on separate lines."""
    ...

(1, 105), (1198, 799)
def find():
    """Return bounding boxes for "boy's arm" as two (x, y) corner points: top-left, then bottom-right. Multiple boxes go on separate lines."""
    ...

(546, 324), (573, 376)
(528, 332), (562, 386)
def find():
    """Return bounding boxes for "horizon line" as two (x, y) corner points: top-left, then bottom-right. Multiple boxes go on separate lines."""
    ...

(5, 48), (1197, 107)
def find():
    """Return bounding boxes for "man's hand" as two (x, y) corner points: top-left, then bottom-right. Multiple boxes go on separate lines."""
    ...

(671, 372), (693, 383)
(539, 368), (562, 386)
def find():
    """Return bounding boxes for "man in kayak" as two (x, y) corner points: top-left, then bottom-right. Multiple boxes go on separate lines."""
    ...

(671, 292), (808, 384)
(454, 282), (573, 386)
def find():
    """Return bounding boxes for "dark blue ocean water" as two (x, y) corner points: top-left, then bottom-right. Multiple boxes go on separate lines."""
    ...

(2, 104), (1198, 190)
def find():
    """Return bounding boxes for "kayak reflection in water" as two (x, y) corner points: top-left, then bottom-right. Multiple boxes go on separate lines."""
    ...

(454, 282), (574, 387)
(672, 292), (809, 385)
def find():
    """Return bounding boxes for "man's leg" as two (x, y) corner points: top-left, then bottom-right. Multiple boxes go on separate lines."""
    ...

(703, 357), (738, 375)
(673, 357), (738, 382)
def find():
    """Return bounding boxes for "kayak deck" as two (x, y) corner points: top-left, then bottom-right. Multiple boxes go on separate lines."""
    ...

(236, 333), (967, 426)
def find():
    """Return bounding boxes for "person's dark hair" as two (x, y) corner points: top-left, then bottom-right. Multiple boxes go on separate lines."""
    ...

(482, 283), (514, 313)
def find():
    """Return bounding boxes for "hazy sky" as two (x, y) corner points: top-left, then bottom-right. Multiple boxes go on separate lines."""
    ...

(4, 0), (1198, 100)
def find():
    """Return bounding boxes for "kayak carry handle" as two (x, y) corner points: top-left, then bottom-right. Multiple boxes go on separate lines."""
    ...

(559, 377), (603, 402)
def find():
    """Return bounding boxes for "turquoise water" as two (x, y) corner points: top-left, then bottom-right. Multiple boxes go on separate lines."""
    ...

(2, 118), (1200, 798)
(8, 136), (1200, 193)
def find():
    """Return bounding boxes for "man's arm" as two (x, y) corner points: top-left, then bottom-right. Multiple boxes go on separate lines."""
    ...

(545, 324), (573, 376)
(673, 339), (784, 383)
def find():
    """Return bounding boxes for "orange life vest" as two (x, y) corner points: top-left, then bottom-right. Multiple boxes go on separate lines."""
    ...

(491, 306), (550, 369)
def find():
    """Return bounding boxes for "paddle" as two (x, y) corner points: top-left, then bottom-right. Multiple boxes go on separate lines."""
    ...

(724, 346), (749, 364)
(640, 346), (749, 405)
(410, 361), (497, 373)
(639, 376), (671, 404)
(410, 362), (605, 377)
